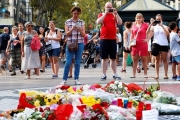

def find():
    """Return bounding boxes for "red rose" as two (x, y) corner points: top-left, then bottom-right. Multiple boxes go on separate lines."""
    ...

(146, 92), (151, 95)
(27, 97), (33, 101)
(60, 85), (70, 90)
(44, 107), (50, 111)
(35, 108), (38, 111)
(42, 112), (45, 118)
(48, 113), (56, 120)
(40, 107), (44, 112)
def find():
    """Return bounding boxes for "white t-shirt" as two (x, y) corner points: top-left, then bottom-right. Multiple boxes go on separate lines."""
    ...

(47, 32), (60, 49)
(116, 33), (122, 42)
(153, 25), (168, 46)
(170, 32), (180, 56)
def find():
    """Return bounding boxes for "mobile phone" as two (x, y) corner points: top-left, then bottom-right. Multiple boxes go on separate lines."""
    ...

(75, 22), (80, 28)
(109, 9), (113, 12)
(154, 20), (161, 24)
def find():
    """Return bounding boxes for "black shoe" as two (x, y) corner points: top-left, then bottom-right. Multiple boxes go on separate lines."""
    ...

(152, 65), (155, 68)
(11, 72), (16, 76)
(20, 71), (25, 74)
(9, 70), (12, 72)
(142, 68), (149, 70)
(68, 76), (72, 78)
(40, 69), (45, 73)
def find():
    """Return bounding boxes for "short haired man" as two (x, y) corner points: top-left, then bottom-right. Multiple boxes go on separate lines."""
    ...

(18, 23), (25, 36)
(0, 27), (11, 71)
(97, 2), (122, 80)
(116, 27), (122, 66)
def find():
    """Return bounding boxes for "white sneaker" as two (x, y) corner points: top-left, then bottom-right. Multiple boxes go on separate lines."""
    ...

(60, 80), (66, 85)
(36, 75), (40, 79)
(24, 76), (30, 80)
(74, 79), (81, 85)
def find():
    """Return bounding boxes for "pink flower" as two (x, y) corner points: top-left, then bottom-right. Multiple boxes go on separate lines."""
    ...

(55, 85), (63, 89)
(83, 111), (91, 118)
(89, 86), (96, 91)
(73, 87), (77, 92)
(26, 97), (33, 101)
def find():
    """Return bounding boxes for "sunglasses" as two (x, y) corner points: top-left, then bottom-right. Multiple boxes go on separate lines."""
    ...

(27, 25), (33, 27)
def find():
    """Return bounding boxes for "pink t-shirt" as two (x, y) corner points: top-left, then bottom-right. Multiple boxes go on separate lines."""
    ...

(131, 23), (149, 46)
(84, 34), (88, 46)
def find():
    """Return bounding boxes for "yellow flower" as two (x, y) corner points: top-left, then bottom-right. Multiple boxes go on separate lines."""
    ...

(76, 90), (82, 93)
(34, 96), (37, 99)
(34, 100), (40, 107)
(81, 96), (100, 106)
(40, 94), (43, 97)
(138, 90), (142, 93)
(56, 94), (62, 98)
(67, 87), (76, 94)
(136, 106), (138, 109)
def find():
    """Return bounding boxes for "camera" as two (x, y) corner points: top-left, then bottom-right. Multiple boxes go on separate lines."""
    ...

(109, 9), (113, 12)
(154, 20), (161, 24)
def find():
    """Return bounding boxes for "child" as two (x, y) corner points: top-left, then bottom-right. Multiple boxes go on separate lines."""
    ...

(169, 21), (180, 80)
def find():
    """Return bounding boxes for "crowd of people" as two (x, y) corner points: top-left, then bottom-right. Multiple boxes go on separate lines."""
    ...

(0, 2), (180, 85)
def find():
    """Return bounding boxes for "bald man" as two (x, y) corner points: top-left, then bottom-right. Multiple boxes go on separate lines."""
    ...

(0, 27), (11, 71)
(97, 2), (122, 80)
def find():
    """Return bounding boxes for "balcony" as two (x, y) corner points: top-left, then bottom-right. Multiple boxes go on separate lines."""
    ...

(14, 2), (17, 6)
(21, 0), (26, 5)
(19, 17), (26, 23)
(4, 10), (10, 16)
(20, 7), (26, 14)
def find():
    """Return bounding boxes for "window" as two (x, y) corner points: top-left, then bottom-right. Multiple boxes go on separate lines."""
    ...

(14, 0), (16, 4)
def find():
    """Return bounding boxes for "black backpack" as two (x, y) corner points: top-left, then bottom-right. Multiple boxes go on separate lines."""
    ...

(0, 34), (3, 50)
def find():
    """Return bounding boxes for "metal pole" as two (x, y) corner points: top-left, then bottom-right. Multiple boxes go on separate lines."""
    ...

(15, 0), (20, 26)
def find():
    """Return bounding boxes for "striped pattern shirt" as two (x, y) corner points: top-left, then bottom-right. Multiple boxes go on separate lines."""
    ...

(65, 18), (85, 44)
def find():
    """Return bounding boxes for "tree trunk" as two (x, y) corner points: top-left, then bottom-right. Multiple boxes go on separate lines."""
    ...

(15, 0), (20, 25)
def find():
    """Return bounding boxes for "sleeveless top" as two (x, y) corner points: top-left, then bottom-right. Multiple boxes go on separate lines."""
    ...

(47, 31), (60, 49)
(40, 37), (46, 49)
(11, 34), (21, 49)
(124, 30), (131, 48)
(23, 31), (35, 47)
(18, 30), (25, 36)
(153, 25), (168, 46)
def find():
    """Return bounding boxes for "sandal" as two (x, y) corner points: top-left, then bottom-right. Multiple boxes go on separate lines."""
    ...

(163, 77), (169, 79)
(68, 76), (72, 78)
(40, 70), (44, 73)
(11, 72), (16, 76)
(155, 77), (159, 79)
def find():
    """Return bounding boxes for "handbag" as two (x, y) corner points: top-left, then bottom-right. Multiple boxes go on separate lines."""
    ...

(68, 31), (78, 51)
(45, 41), (52, 52)
(30, 35), (41, 50)
(130, 24), (142, 47)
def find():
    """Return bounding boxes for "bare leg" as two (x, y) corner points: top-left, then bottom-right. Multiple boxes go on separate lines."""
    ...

(27, 70), (30, 77)
(102, 59), (109, 74)
(110, 59), (117, 74)
(141, 56), (148, 76)
(177, 63), (180, 76)
(53, 57), (59, 75)
(41, 55), (46, 71)
(122, 52), (129, 70)
(161, 51), (168, 78)
(155, 55), (160, 78)
(132, 53), (139, 76)
(69, 58), (74, 77)
(49, 57), (55, 74)
(172, 62), (176, 77)
(35, 68), (39, 76)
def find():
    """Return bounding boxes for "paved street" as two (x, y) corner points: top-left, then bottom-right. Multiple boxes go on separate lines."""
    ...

(0, 60), (180, 117)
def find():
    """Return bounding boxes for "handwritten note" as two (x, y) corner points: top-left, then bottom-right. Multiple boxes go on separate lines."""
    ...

(142, 109), (159, 120)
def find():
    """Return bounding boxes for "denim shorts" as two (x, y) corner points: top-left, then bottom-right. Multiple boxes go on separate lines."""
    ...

(47, 48), (61, 57)
(172, 55), (180, 63)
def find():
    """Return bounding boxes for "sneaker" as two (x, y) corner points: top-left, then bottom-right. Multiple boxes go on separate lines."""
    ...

(152, 65), (155, 68)
(52, 74), (58, 79)
(172, 75), (177, 80)
(24, 76), (30, 80)
(121, 69), (126, 73)
(36, 75), (40, 79)
(75, 79), (81, 85)
(100, 74), (107, 81)
(46, 65), (50, 68)
(113, 73), (121, 80)
(177, 76), (180, 81)
(11, 72), (16, 76)
(60, 80), (66, 85)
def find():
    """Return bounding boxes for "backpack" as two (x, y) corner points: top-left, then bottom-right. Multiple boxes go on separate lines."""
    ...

(0, 34), (3, 50)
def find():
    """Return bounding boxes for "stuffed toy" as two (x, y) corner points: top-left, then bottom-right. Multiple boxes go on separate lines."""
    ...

(44, 94), (59, 106)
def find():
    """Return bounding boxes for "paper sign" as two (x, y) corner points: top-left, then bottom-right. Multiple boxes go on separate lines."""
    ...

(142, 109), (159, 120)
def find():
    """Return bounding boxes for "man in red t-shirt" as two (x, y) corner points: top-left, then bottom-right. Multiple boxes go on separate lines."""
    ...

(97, 2), (122, 80)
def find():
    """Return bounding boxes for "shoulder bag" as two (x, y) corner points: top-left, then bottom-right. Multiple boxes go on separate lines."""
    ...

(130, 24), (142, 47)
(67, 31), (78, 51)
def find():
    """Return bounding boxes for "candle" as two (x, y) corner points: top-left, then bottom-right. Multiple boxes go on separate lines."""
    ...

(136, 110), (142, 120)
(146, 103), (151, 110)
(112, 100), (117, 105)
(124, 99), (129, 108)
(127, 102), (132, 108)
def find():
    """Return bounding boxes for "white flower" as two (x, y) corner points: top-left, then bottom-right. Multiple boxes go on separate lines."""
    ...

(83, 85), (90, 91)
(55, 89), (63, 94)
(113, 86), (118, 90)
(110, 84), (115, 88)
(114, 81), (119, 85)
(118, 82), (122, 88)
(124, 87), (128, 91)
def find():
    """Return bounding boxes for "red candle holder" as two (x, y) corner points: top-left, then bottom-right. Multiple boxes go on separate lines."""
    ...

(136, 110), (142, 120)
(127, 102), (132, 108)
(146, 103), (151, 110)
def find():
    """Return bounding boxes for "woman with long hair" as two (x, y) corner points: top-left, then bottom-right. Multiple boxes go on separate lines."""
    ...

(60, 6), (85, 85)
(44, 21), (62, 79)
(130, 13), (151, 78)
(6, 26), (22, 76)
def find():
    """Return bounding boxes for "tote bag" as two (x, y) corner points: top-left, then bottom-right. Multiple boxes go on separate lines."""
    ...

(30, 36), (41, 50)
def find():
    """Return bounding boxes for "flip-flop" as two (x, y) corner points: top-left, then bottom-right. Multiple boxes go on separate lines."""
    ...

(144, 76), (148, 78)
(155, 77), (159, 79)
(163, 77), (169, 79)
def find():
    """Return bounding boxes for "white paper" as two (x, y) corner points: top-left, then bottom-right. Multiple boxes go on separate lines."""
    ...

(142, 109), (159, 120)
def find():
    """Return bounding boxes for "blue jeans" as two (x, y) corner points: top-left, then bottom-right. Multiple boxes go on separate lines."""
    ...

(63, 43), (84, 80)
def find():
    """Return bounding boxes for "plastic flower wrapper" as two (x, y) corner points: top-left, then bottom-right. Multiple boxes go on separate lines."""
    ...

(153, 91), (177, 105)
(69, 106), (82, 120)
(67, 94), (81, 104)
(81, 96), (100, 106)
(151, 102), (180, 114)
(55, 88), (63, 94)
(13, 108), (35, 120)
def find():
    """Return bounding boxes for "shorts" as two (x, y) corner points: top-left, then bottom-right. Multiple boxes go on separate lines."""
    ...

(151, 43), (168, 56)
(0, 50), (10, 60)
(100, 39), (116, 59)
(47, 48), (61, 57)
(172, 55), (180, 63)
(123, 47), (131, 53)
